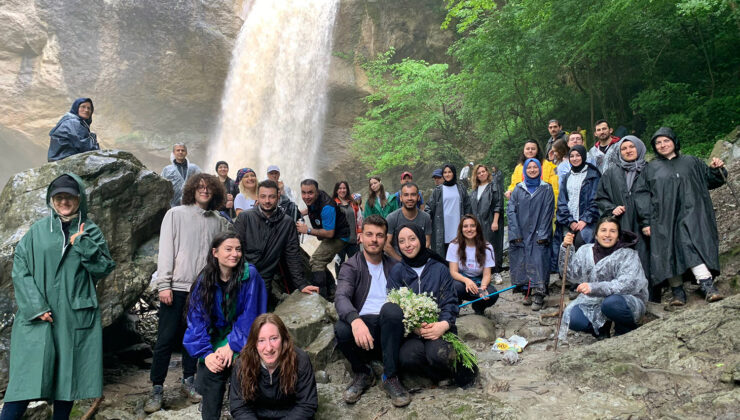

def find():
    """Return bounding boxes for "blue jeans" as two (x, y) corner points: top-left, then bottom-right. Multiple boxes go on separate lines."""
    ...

(0, 400), (74, 420)
(569, 295), (637, 336)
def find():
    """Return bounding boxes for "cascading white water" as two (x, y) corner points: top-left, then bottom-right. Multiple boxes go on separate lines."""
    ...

(207, 0), (339, 192)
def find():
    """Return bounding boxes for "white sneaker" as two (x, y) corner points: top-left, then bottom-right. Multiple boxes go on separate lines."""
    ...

(493, 273), (503, 285)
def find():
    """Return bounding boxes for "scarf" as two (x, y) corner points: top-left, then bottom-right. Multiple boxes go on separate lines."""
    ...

(396, 223), (445, 267)
(235, 167), (255, 185)
(617, 135), (647, 191)
(569, 145), (588, 173)
(523, 158), (541, 194)
(442, 164), (457, 187)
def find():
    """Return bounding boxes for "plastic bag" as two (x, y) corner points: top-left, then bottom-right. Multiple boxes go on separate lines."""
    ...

(492, 335), (529, 353)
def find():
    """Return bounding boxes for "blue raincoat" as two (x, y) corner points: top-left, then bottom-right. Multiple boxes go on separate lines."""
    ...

(48, 98), (100, 162)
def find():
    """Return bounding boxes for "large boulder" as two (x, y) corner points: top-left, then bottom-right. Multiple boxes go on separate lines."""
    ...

(0, 149), (171, 391)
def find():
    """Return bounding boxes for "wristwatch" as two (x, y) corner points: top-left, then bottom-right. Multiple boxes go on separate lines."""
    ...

(307, 227), (312, 235)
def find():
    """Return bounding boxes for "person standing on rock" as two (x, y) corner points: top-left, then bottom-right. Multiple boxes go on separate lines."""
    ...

(333, 180), (362, 267)
(558, 217), (648, 341)
(47, 98), (100, 162)
(1, 173), (115, 420)
(469, 163), (504, 285)
(389, 224), (476, 387)
(296, 179), (351, 300)
(446, 215), (499, 315)
(425, 164), (473, 257)
(183, 232), (267, 419)
(145, 174), (230, 414)
(384, 182), (432, 261)
(334, 215), (410, 407)
(233, 180), (318, 310)
(507, 159), (555, 311)
(634, 127), (726, 305)
(230, 313), (318, 419)
(161, 142), (201, 208)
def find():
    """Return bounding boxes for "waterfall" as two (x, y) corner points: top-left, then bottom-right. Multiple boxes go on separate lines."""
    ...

(207, 0), (339, 192)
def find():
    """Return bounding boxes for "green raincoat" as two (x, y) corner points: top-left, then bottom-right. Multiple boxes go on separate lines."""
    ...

(5, 173), (115, 402)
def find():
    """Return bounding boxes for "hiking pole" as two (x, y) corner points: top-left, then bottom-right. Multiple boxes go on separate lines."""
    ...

(553, 243), (572, 351)
(719, 168), (740, 207)
(459, 285), (516, 308)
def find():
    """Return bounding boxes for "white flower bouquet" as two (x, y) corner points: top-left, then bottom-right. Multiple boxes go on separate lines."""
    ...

(386, 287), (477, 370)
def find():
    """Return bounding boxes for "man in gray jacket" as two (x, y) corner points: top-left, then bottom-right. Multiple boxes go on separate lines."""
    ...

(161, 143), (201, 208)
(144, 174), (230, 414)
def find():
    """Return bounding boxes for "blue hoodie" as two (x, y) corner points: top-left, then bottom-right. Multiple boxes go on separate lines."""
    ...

(48, 98), (99, 162)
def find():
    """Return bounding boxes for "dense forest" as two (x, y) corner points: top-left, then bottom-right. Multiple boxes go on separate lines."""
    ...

(351, 0), (740, 178)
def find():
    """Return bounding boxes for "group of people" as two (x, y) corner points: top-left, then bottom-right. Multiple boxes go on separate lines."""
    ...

(1, 100), (729, 419)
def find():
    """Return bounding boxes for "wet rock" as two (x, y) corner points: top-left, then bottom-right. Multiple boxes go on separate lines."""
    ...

(273, 291), (337, 347)
(306, 324), (339, 372)
(456, 314), (497, 342)
(0, 401), (50, 420)
(315, 370), (330, 385)
(0, 150), (171, 391)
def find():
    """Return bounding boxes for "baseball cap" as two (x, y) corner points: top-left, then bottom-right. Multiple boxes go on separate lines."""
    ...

(50, 174), (80, 197)
(267, 165), (280, 173)
(400, 171), (412, 181)
(431, 169), (443, 178)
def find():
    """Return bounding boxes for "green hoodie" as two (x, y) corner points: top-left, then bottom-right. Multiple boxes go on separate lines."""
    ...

(5, 173), (115, 402)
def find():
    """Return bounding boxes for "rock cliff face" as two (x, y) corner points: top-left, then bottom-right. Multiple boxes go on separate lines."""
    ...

(0, 0), (455, 189)
(0, 150), (171, 392)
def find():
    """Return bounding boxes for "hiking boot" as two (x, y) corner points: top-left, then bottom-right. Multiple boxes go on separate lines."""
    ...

(595, 321), (612, 340)
(382, 376), (411, 407)
(473, 307), (485, 316)
(669, 286), (687, 306)
(343, 372), (375, 404)
(181, 376), (202, 403)
(531, 294), (545, 311)
(699, 279), (724, 302)
(522, 295), (532, 306)
(144, 385), (164, 413)
(493, 273), (504, 285)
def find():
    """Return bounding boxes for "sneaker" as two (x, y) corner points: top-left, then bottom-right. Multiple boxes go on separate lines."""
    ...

(669, 286), (687, 306)
(144, 385), (164, 413)
(531, 294), (544, 311)
(181, 376), (202, 403)
(382, 376), (411, 407)
(698, 279), (724, 302)
(522, 295), (532, 306)
(493, 273), (503, 285)
(343, 372), (375, 404)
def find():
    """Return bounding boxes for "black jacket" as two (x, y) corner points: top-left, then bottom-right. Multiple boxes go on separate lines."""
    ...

(387, 259), (459, 328)
(230, 347), (318, 419)
(307, 190), (349, 240)
(234, 206), (307, 291)
(335, 252), (397, 324)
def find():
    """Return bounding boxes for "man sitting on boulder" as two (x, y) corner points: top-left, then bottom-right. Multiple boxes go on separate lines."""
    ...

(234, 180), (318, 309)
(334, 215), (410, 407)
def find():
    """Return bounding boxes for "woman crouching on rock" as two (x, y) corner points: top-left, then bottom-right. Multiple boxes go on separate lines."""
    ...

(557, 216), (648, 341)
(183, 232), (267, 419)
(229, 313), (318, 419)
(1, 174), (115, 420)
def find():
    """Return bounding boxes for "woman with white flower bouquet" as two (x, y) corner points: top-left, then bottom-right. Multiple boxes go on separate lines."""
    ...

(388, 224), (477, 387)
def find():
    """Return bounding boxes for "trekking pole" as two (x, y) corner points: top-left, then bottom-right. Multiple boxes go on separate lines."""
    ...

(553, 243), (572, 351)
(459, 285), (516, 308)
(719, 168), (740, 207)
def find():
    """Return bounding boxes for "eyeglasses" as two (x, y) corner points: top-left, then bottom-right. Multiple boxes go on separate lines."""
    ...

(197, 185), (211, 192)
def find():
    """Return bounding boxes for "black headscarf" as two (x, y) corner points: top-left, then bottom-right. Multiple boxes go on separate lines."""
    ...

(395, 223), (445, 267)
(442, 164), (457, 187)
(569, 145), (588, 173)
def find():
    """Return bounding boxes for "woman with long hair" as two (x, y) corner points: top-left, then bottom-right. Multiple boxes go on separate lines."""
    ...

(333, 181), (362, 264)
(469, 164), (504, 284)
(363, 176), (398, 218)
(234, 168), (258, 216)
(230, 314), (318, 419)
(507, 159), (555, 311)
(183, 232), (267, 419)
(425, 164), (472, 257)
(446, 215), (499, 315)
(505, 139), (559, 202)
(558, 217), (648, 341)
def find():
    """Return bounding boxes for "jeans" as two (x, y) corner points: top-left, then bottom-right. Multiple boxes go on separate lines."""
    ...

(150, 290), (197, 385)
(334, 302), (404, 378)
(0, 400), (73, 420)
(195, 361), (232, 420)
(569, 295), (638, 336)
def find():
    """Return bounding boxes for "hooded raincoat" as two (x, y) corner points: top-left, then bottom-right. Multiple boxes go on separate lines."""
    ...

(557, 231), (648, 342)
(6, 173), (115, 402)
(633, 127), (726, 283)
(47, 98), (100, 162)
(507, 177), (554, 292)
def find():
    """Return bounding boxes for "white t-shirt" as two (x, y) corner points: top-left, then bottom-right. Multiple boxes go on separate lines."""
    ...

(477, 183), (488, 200)
(359, 261), (387, 316)
(234, 193), (256, 211)
(442, 185), (461, 243)
(445, 242), (495, 278)
(412, 266), (425, 280)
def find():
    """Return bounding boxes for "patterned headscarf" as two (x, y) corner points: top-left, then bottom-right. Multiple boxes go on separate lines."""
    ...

(235, 168), (255, 185)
